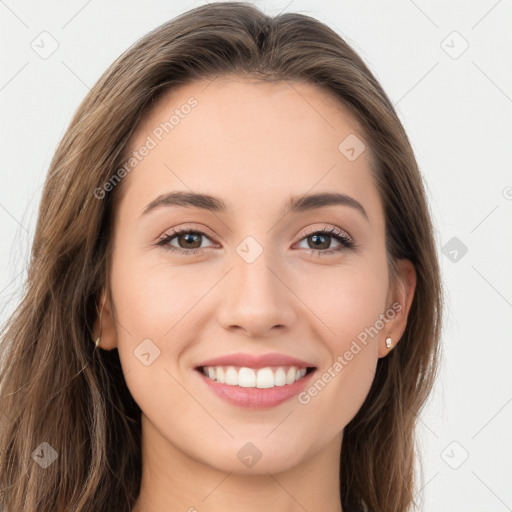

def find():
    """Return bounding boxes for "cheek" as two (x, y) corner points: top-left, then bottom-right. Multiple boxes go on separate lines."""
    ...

(299, 345), (377, 454)
(292, 254), (387, 415)
(296, 255), (389, 346)
(110, 244), (207, 340)
(108, 245), (207, 405)
(109, 251), (203, 421)
(295, 266), (384, 448)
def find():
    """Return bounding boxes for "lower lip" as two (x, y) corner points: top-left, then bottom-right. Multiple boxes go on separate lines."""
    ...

(196, 369), (316, 409)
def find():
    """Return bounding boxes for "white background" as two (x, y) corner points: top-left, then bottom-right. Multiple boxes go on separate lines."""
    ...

(1, 1), (511, 510)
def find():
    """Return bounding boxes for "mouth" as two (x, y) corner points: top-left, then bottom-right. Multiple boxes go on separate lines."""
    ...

(196, 365), (316, 388)
(194, 364), (317, 409)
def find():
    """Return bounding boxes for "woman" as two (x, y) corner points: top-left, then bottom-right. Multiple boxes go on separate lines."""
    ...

(0, 2), (442, 511)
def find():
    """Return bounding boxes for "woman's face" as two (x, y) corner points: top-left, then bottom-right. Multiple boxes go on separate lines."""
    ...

(102, 76), (414, 474)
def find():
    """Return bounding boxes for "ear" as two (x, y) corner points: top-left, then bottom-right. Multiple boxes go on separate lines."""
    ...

(378, 259), (416, 358)
(92, 288), (118, 350)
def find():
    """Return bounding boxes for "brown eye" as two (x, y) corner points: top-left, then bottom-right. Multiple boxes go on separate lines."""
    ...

(156, 228), (215, 255)
(307, 233), (332, 250)
(156, 225), (354, 257)
(296, 227), (354, 256)
(175, 232), (203, 249)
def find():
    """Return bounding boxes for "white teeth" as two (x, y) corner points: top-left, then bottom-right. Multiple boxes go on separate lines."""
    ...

(238, 367), (256, 387)
(225, 366), (238, 385)
(274, 367), (287, 386)
(256, 367), (274, 389)
(200, 365), (311, 388)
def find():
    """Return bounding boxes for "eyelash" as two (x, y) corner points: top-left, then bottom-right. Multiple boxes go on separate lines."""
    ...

(155, 225), (355, 257)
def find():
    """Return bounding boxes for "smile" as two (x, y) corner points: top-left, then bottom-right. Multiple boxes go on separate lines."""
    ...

(195, 365), (317, 409)
(198, 365), (314, 388)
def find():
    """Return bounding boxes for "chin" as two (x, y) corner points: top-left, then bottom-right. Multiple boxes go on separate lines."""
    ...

(194, 441), (309, 475)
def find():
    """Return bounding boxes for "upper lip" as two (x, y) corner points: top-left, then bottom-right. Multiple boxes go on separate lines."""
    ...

(195, 352), (317, 370)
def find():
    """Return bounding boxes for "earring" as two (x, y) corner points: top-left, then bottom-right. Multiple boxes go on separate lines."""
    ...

(385, 337), (392, 349)
(92, 294), (106, 349)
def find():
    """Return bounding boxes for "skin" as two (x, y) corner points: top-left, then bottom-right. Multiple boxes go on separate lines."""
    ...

(94, 76), (416, 512)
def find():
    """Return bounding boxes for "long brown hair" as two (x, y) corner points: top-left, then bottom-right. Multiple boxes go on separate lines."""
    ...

(0, 3), (443, 511)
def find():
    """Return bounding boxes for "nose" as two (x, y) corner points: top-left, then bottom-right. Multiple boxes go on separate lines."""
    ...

(216, 247), (298, 338)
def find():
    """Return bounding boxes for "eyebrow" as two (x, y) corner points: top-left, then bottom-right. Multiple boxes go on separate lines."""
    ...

(141, 191), (369, 221)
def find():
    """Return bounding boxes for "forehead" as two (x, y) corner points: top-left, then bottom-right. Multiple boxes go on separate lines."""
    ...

(136, 75), (365, 147)
(116, 76), (381, 224)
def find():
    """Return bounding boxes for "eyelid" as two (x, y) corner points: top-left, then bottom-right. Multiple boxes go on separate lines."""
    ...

(157, 223), (353, 243)
(157, 223), (218, 242)
(297, 224), (354, 244)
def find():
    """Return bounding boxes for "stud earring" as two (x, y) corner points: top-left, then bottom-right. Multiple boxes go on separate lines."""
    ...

(92, 294), (106, 350)
(385, 337), (392, 349)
